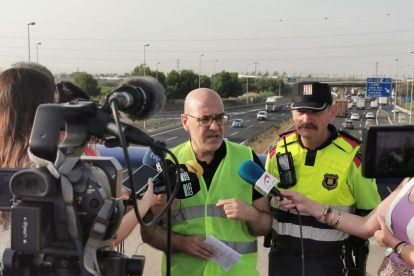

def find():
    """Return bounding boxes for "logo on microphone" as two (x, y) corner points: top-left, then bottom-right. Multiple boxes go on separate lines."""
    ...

(264, 175), (271, 187)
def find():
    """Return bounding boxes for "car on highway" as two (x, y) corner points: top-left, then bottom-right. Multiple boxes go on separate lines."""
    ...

(342, 119), (354, 129)
(391, 109), (400, 113)
(232, 119), (244, 127)
(257, 111), (268, 120)
(366, 112), (375, 119)
(365, 119), (375, 126)
(350, 113), (360, 120)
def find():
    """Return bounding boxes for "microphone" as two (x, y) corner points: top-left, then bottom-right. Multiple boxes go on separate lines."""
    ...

(142, 148), (167, 172)
(238, 160), (287, 199)
(108, 76), (165, 121)
(138, 161), (203, 200)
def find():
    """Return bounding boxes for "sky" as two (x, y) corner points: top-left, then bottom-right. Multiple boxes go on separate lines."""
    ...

(1, 0), (414, 78)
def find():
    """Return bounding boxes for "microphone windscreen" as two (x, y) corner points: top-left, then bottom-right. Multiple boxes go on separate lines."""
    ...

(185, 160), (203, 179)
(238, 160), (264, 186)
(142, 148), (167, 167)
(119, 77), (165, 121)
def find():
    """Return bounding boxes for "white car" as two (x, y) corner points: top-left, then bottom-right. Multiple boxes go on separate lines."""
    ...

(366, 112), (375, 119)
(350, 113), (360, 120)
(257, 111), (268, 120)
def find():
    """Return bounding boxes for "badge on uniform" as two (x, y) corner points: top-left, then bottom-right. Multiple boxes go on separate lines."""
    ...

(322, 173), (339, 191)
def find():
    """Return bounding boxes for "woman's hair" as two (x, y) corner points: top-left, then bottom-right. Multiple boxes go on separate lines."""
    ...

(56, 81), (90, 103)
(0, 68), (56, 168)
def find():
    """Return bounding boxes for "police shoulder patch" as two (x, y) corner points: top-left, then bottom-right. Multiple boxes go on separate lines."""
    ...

(338, 129), (361, 145)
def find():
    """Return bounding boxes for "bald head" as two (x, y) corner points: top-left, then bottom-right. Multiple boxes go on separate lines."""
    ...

(184, 88), (223, 114)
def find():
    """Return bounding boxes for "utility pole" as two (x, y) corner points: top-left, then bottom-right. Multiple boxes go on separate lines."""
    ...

(254, 62), (258, 84)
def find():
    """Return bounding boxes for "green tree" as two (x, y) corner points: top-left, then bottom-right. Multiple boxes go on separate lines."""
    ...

(215, 71), (242, 98)
(165, 70), (181, 100)
(150, 71), (166, 87)
(200, 75), (211, 89)
(131, 64), (152, 76)
(74, 72), (101, 97)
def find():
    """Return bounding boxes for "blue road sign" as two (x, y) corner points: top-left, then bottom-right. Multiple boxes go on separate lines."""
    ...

(287, 77), (296, 83)
(366, 78), (392, 97)
(405, 96), (412, 103)
(399, 93), (402, 97)
(390, 105), (394, 111)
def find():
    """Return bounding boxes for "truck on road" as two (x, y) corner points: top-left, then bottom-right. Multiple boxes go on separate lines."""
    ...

(265, 96), (283, 112)
(336, 99), (348, 117)
(379, 97), (388, 105)
(370, 99), (378, 109)
(356, 98), (365, 109)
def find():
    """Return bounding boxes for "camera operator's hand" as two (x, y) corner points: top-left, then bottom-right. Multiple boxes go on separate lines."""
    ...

(151, 195), (181, 220)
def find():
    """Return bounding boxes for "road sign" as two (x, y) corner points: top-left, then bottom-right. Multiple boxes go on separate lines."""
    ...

(366, 78), (392, 97)
(398, 93), (402, 97)
(390, 105), (394, 111)
(405, 96), (412, 103)
(287, 78), (296, 83)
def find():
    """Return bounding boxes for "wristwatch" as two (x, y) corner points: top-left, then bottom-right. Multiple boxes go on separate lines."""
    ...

(385, 241), (406, 257)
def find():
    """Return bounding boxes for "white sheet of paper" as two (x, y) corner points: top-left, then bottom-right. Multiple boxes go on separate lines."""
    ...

(203, 235), (242, 272)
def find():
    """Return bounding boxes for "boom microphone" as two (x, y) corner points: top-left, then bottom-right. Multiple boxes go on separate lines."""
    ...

(238, 160), (286, 199)
(108, 76), (165, 121)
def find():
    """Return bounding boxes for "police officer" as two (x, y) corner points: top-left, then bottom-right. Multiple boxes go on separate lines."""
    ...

(265, 82), (381, 276)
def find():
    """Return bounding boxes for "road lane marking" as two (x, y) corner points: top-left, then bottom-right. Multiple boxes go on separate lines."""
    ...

(359, 130), (361, 134)
(231, 132), (238, 136)
(281, 113), (285, 116)
(260, 121), (265, 124)
(245, 120), (250, 122)
(150, 127), (183, 137)
(271, 117), (276, 119)
(247, 126), (253, 129)
(166, 136), (178, 141)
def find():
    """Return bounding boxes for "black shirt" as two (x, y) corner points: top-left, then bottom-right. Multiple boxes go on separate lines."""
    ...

(195, 141), (264, 201)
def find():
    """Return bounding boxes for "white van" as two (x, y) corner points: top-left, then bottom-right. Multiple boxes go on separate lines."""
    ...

(257, 111), (268, 120)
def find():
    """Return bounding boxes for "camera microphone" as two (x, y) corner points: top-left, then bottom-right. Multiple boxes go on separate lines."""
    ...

(108, 76), (166, 121)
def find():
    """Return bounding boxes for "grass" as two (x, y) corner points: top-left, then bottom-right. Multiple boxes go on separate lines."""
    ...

(247, 118), (294, 154)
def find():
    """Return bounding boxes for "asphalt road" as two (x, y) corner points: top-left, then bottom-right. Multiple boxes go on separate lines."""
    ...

(148, 102), (292, 147)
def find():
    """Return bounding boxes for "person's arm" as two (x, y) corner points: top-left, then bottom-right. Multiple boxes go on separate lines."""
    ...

(278, 178), (409, 239)
(114, 179), (158, 246)
(375, 215), (414, 268)
(141, 223), (216, 260)
(140, 196), (215, 260)
(216, 196), (272, 236)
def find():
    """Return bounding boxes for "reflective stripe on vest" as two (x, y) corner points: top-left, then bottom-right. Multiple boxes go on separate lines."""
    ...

(271, 202), (355, 241)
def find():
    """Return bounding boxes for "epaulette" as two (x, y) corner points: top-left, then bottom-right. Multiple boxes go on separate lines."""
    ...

(338, 129), (362, 145)
(268, 129), (297, 159)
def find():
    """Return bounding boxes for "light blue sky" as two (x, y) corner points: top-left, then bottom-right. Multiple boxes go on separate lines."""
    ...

(1, 0), (414, 78)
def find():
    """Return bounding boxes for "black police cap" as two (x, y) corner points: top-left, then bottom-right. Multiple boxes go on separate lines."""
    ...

(290, 82), (332, 111)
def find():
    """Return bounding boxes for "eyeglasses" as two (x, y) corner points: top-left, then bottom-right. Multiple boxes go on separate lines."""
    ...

(185, 113), (230, 127)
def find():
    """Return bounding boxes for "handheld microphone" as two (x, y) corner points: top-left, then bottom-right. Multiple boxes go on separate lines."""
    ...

(107, 77), (165, 121)
(142, 148), (168, 170)
(238, 160), (287, 199)
(138, 161), (203, 200)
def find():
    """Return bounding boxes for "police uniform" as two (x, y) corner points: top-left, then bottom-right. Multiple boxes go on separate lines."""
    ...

(265, 82), (381, 276)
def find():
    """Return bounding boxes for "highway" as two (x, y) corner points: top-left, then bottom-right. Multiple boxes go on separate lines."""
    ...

(148, 101), (292, 148)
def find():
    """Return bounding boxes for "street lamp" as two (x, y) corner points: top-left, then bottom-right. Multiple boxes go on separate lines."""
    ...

(410, 51), (414, 123)
(406, 64), (410, 110)
(156, 62), (160, 81)
(143, 44), (149, 76)
(213, 60), (218, 90)
(199, 54), (203, 88)
(394, 58), (399, 122)
(246, 64), (250, 93)
(27, 22), (35, 61)
(36, 42), (41, 63)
